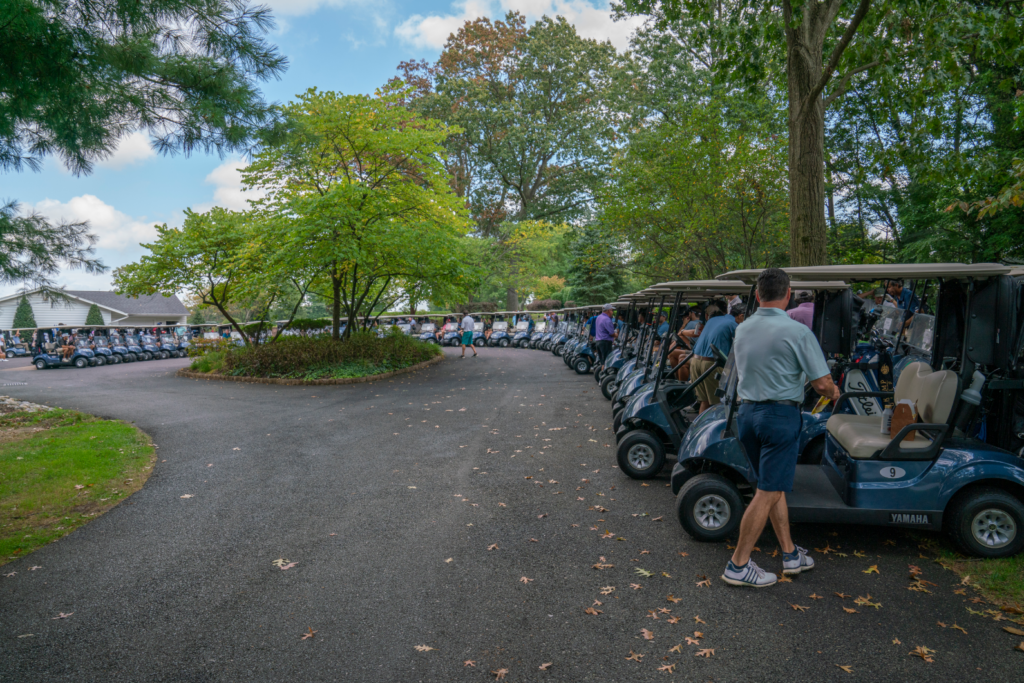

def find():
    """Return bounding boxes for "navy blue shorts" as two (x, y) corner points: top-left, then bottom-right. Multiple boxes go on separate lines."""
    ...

(737, 403), (802, 493)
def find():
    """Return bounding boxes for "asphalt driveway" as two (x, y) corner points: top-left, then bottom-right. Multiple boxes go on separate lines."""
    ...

(0, 349), (1020, 681)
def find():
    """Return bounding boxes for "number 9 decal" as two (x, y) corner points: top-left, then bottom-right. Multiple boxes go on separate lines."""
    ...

(879, 466), (906, 479)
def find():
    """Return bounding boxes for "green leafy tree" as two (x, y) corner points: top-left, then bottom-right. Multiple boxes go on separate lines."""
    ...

(11, 295), (36, 329)
(0, 200), (106, 288)
(84, 303), (104, 326)
(1, 0), (287, 175)
(564, 229), (628, 305)
(397, 12), (619, 308)
(243, 86), (472, 339)
(114, 208), (314, 346)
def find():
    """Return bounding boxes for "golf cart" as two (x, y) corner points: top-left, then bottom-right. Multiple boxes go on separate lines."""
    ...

(441, 322), (462, 346)
(3, 333), (31, 359)
(614, 282), (754, 479)
(418, 320), (439, 344)
(33, 336), (95, 370)
(91, 333), (119, 364)
(488, 319), (512, 347)
(159, 333), (183, 358)
(473, 321), (487, 347)
(512, 319), (531, 348)
(528, 320), (547, 348)
(108, 331), (136, 362)
(672, 263), (1024, 558)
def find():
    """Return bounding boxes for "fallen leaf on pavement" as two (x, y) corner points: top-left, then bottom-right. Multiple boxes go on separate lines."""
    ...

(278, 562), (297, 571)
(667, 616), (681, 624)
(809, 593), (824, 600)
(694, 616), (705, 624)
(492, 668), (509, 679)
(1014, 642), (1024, 652)
(647, 610), (659, 620)
(863, 565), (880, 574)
(843, 607), (858, 614)
(271, 558), (292, 568)
(666, 594), (681, 603)
(414, 645), (435, 652)
(789, 604), (808, 612)
(520, 577), (533, 584)
(854, 595), (882, 609)
(669, 644), (683, 653)
(836, 664), (853, 673)
(696, 578), (711, 588)
(52, 612), (73, 619)
(937, 621), (947, 628)
(951, 624), (967, 634)
(630, 583), (642, 590)
(635, 568), (653, 577)
(180, 494), (194, 499)
(301, 627), (317, 640)
(679, 552), (688, 557)
(909, 645), (935, 662)
(658, 607), (672, 614)
(625, 650), (643, 662)
(600, 586), (615, 595)
(777, 575), (793, 583)
(1003, 626), (1024, 636)
(584, 607), (603, 615)
(539, 662), (552, 670)
(641, 628), (654, 640)
(695, 648), (714, 657)
(487, 544), (499, 551)
(593, 562), (613, 570)
(834, 592), (851, 599)
(464, 660), (476, 667)
(658, 663), (676, 672)
(892, 638), (901, 645)
(537, 514), (548, 519)
(685, 637), (700, 645)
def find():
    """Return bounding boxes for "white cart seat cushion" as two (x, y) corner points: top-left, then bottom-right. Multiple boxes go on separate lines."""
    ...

(827, 363), (958, 460)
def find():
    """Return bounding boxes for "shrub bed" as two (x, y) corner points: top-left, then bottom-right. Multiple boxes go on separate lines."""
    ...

(192, 330), (441, 380)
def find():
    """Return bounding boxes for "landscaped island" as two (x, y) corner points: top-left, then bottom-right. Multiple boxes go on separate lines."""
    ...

(189, 330), (442, 381)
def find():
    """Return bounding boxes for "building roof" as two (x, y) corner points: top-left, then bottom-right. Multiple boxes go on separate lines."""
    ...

(64, 291), (189, 316)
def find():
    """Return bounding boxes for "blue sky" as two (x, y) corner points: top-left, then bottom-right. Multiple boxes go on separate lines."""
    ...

(2, 1), (643, 298)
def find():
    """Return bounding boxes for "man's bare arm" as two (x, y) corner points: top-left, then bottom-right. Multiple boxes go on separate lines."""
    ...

(811, 374), (841, 402)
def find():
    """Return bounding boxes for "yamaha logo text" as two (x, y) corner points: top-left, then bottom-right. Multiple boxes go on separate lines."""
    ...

(890, 513), (930, 525)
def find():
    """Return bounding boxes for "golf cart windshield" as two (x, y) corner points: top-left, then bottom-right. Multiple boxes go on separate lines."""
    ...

(535, 321), (546, 332)
(109, 335), (123, 345)
(94, 337), (108, 347)
(160, 335), (175, 344)
(421, 323), (435, 332)
(872, 307), (905, 341)
(903, 313), (935, 353)
(515, 321), (529, 331)
(444, 322), (459, 332)
(142, 335), (156, 344)
(203, 331), (219, 339)
(493, 322), (508, 331)
(75, 338), (91, 348)
(474, 322), (484, 332)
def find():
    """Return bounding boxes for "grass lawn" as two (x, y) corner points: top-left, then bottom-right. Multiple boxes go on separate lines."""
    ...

(0, 408), (155, 565)
(935, 545), (1024, 608)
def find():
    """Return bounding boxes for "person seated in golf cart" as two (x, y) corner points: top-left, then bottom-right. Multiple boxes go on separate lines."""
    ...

(60, 333), (76, 360)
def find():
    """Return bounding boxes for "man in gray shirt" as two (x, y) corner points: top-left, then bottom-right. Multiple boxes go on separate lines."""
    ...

(721, 268), (840, 588)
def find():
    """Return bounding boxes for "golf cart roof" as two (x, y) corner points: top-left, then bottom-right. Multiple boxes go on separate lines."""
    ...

(719, 263), (1010, 283)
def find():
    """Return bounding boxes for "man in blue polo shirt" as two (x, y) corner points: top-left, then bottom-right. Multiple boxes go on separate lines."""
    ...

(722, 268), (840, 588)
(656, 312), (669, 338)
(690, 300), (737, 413)
(594, 303), (617, 364)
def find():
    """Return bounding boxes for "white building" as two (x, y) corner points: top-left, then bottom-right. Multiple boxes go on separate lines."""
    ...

(0, 289), (189, 329)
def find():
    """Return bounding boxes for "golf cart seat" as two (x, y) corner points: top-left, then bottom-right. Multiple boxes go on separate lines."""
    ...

(827, 362), (958, 459)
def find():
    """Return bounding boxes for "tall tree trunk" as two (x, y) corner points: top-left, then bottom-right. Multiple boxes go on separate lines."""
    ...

(506, 287), (519, 312)
(787, 26), (828, 266)
(331, 274), (342, 340)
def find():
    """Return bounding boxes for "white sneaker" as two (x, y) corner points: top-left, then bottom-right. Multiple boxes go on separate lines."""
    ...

(782, 546), (815, 575)
(721, 559), (777, 587)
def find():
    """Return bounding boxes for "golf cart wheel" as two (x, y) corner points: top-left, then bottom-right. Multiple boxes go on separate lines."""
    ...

(474, 338), (485, 347)
(616, 430), (666, 479)
(161, 351), (170, 359)
(676, 473), (744, 542)
(612, 407), (625, 433)
(574, 357), (591, 375)
(112, 354), (122, 364)
(601, 376), (618, 400)
(947, 487), (1024, 558)
(35, 359), (47, 370)
(5, 350), (12, 359)
(554, 344), (564, 356)
(74, 357), (88, 369)
(95, 356), (105, 366)
(499, 338), (510, 348)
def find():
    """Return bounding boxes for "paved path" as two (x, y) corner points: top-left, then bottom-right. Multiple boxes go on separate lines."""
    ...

(0, 350), (1019, 681)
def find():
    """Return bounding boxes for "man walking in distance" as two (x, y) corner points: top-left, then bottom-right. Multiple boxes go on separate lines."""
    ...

(460, 312), (478, 358)
(594, 303), (617, 366)
(722, 268), (840, 588)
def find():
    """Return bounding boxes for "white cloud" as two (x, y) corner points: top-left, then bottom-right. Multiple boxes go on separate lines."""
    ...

(395, 1), (642, 52)
(96, 132), (157, 170)
(32, 195), (159, 252)
(195, 158), (266, 213)
(261, 0), (368, 17)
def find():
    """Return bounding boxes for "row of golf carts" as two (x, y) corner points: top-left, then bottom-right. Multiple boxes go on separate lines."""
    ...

(5, 326), (209, 370)
(555, 264), (1024, 558)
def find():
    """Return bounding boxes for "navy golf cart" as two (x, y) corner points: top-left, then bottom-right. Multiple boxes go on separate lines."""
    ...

(672, 264), (1024, 558)
(33, 337), (95, 370)
(108, 331), (136, 362)
(512, 319), (531, 348)
(418, 320), (440, 345)
(90, 334), (118, 364)
(488, 319), (512, 347)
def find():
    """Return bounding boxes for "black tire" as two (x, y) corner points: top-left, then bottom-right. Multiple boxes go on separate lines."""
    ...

(800, 437), (825, 465)
(676, 473), (744, 542)
(74, 357), (88, 368)
(612, 407), (625, 433)
(574, 357), (591, 375)
(5, 350), (12, 359)
(127, 353), (137, 362)
(94, 356), (105, 366)
(946, 486), (1024, 558)
(554, 344), (564, 356)
(112, 354), (122, 364)
(160, 351), (169, 360)
(616, 430), (666, 479)
(474, 338), (485, 347)
(35, 359), (47, 370)
(601, 375), (618, 400)
(499, 338), (509, 348)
